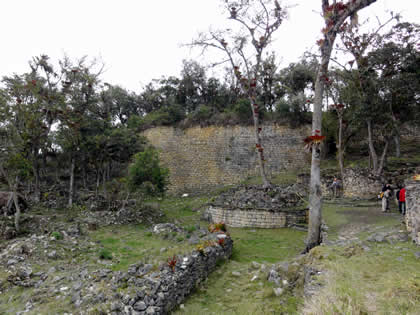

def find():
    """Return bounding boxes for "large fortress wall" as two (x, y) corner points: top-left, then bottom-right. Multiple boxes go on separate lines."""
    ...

(142, 124), (310, 194)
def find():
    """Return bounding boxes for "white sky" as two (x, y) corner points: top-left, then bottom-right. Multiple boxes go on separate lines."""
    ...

(1, 0), (419, 93)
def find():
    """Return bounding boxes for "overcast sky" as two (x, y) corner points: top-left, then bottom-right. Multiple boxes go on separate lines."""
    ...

(1, 0), (419, 92)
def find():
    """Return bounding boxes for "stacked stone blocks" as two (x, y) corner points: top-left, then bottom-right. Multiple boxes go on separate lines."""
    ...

(405, 179), (420, 245)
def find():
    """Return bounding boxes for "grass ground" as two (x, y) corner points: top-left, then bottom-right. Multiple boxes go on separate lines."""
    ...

(1, 138), (419, 314)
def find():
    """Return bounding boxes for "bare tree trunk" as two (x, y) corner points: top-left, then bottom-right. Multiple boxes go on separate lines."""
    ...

(393, 134), (401, 158)
(12, 188), (21, 233)
(306, 45), (332, 252)
(367, 119), (378, 174)
(338, 115), (344, 181)
(250, 97), (270, 188)
(305, 0), (377, 253)
(33, 165), (41, 202)
(96, 168), (101, 197)
(6, 193), (13, 217)
(102, 166), (107, 198)
(377, 138), (389, 176)
(82, 153), (87, 189)
(68, 157), (75, 207)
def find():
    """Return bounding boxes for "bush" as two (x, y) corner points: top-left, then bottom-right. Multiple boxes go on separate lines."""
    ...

(230, 98), (253, 123)
(51, 231), (63, 240)
(128, 105), (185, 130)
(187, 105), (214, 124)
(98, 249), (113, 260)
(127, 147), (169, 195)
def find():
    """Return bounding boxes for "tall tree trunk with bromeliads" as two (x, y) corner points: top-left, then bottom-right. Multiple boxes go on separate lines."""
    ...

(304, 0), (377, 253)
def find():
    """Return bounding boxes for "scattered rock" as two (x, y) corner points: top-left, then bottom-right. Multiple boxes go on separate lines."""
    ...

(273, 287), (284, 296)
(231, 271), (241, 277)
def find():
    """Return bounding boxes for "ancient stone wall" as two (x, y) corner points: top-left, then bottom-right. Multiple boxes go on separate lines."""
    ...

(142, 124), (310, 194)
(405, 179), (420, 245)
(110, 234), (233, 314)
(342, 168), (382, 199)
(207, 206), (307, 228)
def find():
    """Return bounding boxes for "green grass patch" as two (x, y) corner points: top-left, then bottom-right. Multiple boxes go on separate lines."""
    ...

(88, 224), (195, 271)
(229, 227), (305, 264)
(174, 227), (306, 314)
(153, 195), (210, 226)
(303, 242), (420, 314)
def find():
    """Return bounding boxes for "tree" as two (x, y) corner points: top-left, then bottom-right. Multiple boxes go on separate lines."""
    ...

(1, 55), (63, 201)
(305, 0), (377, 253)
(127, 147), (169, 196)
(276, 56), (317, 125)
(56, 56), (103, 207)
(0, 90), (32, 232)
(190, 0), (287, 187)
(100, 84), (141, 126)
(178, 59), (207, 112)
(367, 22), (420, 158)
(337, 14), (401, 176)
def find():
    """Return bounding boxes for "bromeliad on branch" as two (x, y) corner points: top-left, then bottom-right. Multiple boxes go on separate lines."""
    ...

(304, 130), (326, 153)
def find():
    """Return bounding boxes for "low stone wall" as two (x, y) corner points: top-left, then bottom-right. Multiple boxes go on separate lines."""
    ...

(342, 168), (382, 199)
(207, 206), (308, 228)
(110, 234), (233, 314)
(405, 179), (420, 245)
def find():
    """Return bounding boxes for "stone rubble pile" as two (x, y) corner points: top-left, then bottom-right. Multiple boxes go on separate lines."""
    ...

(0, 221), (233, 315)
(211, 184), (304, 210)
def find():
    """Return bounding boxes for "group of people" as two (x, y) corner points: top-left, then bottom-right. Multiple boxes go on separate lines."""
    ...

(381, 182), (406, 215)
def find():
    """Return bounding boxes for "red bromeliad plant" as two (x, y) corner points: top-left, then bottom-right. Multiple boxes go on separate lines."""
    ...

(208, 222), (227, 233)
(167, 255), (177, 272)
(304, 130), (326, 153)
(217, 238), (225, 247)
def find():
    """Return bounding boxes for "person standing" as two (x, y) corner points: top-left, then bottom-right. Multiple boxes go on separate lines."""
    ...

(396, 186), (401, 213)
(399, 186), (406, 215)
(382, 189), (391, 212)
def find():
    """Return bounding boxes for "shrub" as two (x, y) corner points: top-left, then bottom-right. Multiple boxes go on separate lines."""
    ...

(99, 249), (113, 260)
(127, 147), (169, 195)
(230, 98), (253, 122)
(51, 231), (63, 240)
(187, 104), (214, 124)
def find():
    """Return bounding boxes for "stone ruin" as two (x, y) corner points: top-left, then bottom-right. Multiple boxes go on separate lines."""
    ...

(405, 178), (420, 245)
(206, 184), (308, 229)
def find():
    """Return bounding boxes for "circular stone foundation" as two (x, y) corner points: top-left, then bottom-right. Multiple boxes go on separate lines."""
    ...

(207, 206), (307, 228)
(206, 184), (308, 228)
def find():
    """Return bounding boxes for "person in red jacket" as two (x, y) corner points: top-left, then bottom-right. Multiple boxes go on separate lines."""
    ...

(399, 186), (406, 215)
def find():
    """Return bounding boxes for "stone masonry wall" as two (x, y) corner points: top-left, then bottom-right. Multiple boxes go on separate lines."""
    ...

(207, 206), (308, 228)
(342, 168), (382, 199)
(142, 124), (310, 194)
(109, 234), (233, 314)
(405, 180), (420, 245)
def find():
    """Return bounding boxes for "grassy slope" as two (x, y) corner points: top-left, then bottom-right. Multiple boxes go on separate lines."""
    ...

(1, 139), (419, 314)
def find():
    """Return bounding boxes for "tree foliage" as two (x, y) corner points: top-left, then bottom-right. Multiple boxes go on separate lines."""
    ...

(127, 147), (169, 195)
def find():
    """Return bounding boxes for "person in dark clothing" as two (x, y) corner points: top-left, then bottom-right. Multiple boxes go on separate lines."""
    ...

(396, 186), (401, 213)
(382, 183), (391, 192)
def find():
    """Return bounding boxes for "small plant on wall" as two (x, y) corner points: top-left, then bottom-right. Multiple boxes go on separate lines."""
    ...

(167, 255), (177, 272)
(217, 238), (225, 247)
(208, 222), (227, 233)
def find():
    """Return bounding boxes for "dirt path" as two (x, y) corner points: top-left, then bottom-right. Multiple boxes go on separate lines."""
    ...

(325, 199), (404, 246)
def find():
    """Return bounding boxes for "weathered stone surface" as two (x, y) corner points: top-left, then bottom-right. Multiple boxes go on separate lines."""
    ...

(206, 185), (307, 228)
(405, 179), (420, 245)
(342, 168), (382, 199)
(142, 124), (310, 194)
